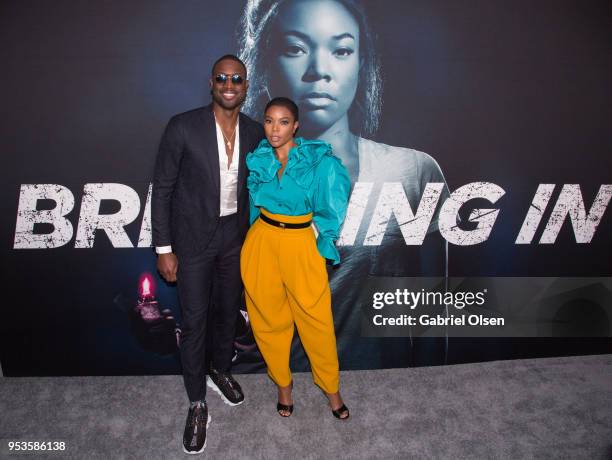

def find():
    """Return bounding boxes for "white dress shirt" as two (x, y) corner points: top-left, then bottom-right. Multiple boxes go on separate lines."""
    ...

(156, 118), (240, 254)
(216, 119), (240, 216)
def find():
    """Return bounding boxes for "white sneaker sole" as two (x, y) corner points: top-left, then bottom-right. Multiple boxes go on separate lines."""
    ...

(182, 413), (211, 455)
(206, 376), (244, 407)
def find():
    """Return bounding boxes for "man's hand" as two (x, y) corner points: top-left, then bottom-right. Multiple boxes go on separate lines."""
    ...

(157, 253), (178, 282)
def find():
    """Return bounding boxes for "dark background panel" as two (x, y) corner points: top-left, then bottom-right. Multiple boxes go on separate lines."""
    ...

(370, 0), (612, 276)
(1, 0), (611, 376)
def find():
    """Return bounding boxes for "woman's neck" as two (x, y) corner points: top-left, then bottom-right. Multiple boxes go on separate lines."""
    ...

(274, 139), (296, 163)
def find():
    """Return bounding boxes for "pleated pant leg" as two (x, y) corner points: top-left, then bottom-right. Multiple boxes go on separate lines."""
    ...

(240, 210), (340, 394)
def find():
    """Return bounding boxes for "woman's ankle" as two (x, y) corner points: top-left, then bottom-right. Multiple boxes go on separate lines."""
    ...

(277, 383), (293, 403)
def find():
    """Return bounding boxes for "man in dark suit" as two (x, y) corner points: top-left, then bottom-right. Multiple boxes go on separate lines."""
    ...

(152, 54), (264, 454)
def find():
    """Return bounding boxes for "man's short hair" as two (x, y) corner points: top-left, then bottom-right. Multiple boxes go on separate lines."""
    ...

(211, 54), (247, 77)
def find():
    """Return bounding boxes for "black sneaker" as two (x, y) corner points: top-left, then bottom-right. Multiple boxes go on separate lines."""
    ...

(182, 402), (211, 455)
(207, 367), (245, 406)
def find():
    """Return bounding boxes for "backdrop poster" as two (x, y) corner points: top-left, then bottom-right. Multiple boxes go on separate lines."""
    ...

(1, 0), (611, 376)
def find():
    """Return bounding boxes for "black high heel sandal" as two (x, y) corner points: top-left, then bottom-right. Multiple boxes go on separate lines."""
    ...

(276, 402), (294, 417)
(277, 381), (294, 417)
(331, 404), (350, 420)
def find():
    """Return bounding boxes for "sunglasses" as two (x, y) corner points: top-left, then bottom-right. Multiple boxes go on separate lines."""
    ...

(214, 73), (245, 85)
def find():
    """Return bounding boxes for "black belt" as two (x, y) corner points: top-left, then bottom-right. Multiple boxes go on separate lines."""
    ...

(259, 213), (311, 229)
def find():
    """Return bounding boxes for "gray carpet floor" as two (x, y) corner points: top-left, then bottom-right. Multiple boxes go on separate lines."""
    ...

(1, 355), (611, 459)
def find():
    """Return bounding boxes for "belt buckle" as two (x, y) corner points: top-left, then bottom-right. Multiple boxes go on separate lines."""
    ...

(279, 222), (286, 229)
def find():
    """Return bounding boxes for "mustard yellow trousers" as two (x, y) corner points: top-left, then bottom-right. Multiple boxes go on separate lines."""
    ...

(240, 209), (340, 393)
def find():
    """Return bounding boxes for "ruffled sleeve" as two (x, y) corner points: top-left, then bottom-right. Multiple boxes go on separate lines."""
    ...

(246, 139), (280, 225)
(284, 138), (333, 190)
(248, 191), (260, 225)
(312, 154), (350, 265)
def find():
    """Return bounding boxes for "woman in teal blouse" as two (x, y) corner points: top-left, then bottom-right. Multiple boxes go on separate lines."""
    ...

(240, 97), (350, 419)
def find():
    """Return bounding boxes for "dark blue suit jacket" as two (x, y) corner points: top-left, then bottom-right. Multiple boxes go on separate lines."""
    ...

(152, 104), (265, 257)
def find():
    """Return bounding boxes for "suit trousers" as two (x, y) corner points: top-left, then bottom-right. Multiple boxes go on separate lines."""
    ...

(240, 209), (340, 394)
(177, 213), (242, 402)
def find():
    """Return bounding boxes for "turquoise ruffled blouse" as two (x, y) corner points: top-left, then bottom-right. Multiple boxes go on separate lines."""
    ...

(246, 137), (350, 265)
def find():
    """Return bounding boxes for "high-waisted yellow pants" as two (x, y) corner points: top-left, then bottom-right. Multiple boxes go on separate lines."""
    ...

(240, 208), (340, 393)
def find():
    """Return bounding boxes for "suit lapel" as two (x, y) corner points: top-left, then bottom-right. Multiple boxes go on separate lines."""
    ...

(238, 113), (248, 203)
(202, 105), (220, 204)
